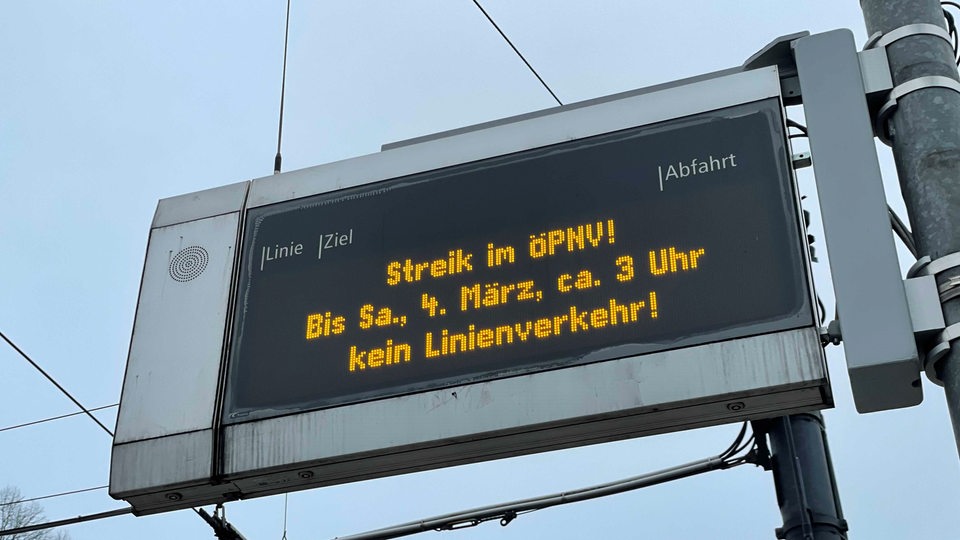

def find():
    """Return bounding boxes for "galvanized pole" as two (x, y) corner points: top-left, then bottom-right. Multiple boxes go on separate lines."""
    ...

(861, 1), (960, 454)
(762, 413), (847, 540)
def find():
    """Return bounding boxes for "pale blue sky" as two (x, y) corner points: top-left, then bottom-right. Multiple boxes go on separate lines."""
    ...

(2, 2), (958, 538)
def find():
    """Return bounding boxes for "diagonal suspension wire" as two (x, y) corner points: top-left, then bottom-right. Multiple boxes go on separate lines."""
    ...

(0, 330), (114, 437)
(470, 0), (563, 106)
(0, 404), (118, 434)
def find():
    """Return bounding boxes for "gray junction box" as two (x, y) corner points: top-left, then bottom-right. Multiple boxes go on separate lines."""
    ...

(110, 66), (830, 514)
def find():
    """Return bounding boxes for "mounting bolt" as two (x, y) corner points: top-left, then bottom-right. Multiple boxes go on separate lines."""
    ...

(165, 492), (183, 501)
(727, 402), (746, 412)
(298, 470), (315, 480)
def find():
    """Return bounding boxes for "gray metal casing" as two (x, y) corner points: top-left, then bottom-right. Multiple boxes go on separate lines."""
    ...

(110, 183), (248, 508)
(110, 66), (829, 514)
(794, 30), (921, 412)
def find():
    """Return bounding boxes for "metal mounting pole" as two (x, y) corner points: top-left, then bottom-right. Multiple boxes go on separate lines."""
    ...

(861, 1), (960, 455)
(760, 413), (847, 540)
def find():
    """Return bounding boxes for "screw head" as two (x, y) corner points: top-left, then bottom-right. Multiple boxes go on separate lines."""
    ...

(298, 470), (314, 479)
(165, 492), (183, 501)
(727, 402), (746, 412)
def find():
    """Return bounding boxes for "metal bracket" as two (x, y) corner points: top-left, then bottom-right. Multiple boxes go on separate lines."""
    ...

(776, 512), (849, 540)
(909, 252), (960, 303)
(742, 31), (809, 105)
(928, 323), (960, 385)
(875, 76), (960, 145)
(906, 253), (960, 385)
(791, 151), (811, 169)
(820, 320), (842, 346)
(197, 505), (247, 540)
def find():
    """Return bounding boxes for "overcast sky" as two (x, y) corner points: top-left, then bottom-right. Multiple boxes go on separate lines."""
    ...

(2, 2), (958, 539)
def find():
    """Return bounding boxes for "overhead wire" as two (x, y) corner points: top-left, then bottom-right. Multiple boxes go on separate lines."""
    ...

(0, 404), (118, 434)
(5, 0), (297, 534)
(0, 330), (114, 437)
(0, 330), (129, 536)
(0, 485), (108, 508)
(469, 0), (563, 106)
(0, 331), (215, 536)
(5, 2), (292, 537)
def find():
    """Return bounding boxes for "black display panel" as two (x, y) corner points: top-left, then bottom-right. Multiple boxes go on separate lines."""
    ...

(224, 99), (813, 421)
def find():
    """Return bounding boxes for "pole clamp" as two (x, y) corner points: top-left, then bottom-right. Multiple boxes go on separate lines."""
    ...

(875, 76), (960, 145)
(864, 23), (953, 51)
(908, 252), (960, 384)
(775, 512), (849, 539)
(909, 251), (960, 279)
(863, 24), (960, 145)
(927, 323), (960, 384)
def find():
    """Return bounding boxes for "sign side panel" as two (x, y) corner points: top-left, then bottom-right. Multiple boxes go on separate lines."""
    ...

(114, 212), (239, 443)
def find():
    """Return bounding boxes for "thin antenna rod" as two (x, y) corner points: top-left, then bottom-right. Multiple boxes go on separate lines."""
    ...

(275, 0), (292, 174)
(471, 0), (563, 107)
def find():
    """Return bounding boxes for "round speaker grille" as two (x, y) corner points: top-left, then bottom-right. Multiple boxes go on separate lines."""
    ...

(169, 246), (209, 282)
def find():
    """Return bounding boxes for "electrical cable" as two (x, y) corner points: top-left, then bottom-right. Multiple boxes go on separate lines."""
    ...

(274, 0), (291, 174)
(718, 422), (748, 460)
(783, 122), (828, 323)
(0, 404), (117, 434)
(888, 204), (918, 257)
(0, 485), (107, 507)
(469, 0), (563, 107)
(786, 119), (809, 140)
(786, 118), (808, 136)
(942, 2), (960, 64)
(0, 330), (114, 437)
(333, 425), (758, 540)
(945, 9), (959, 61)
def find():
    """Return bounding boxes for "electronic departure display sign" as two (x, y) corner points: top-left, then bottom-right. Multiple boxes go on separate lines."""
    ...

(224, 99), (812, 421)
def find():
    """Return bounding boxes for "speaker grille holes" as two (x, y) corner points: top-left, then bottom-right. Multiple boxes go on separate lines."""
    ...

(169, 246), (209, 282)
